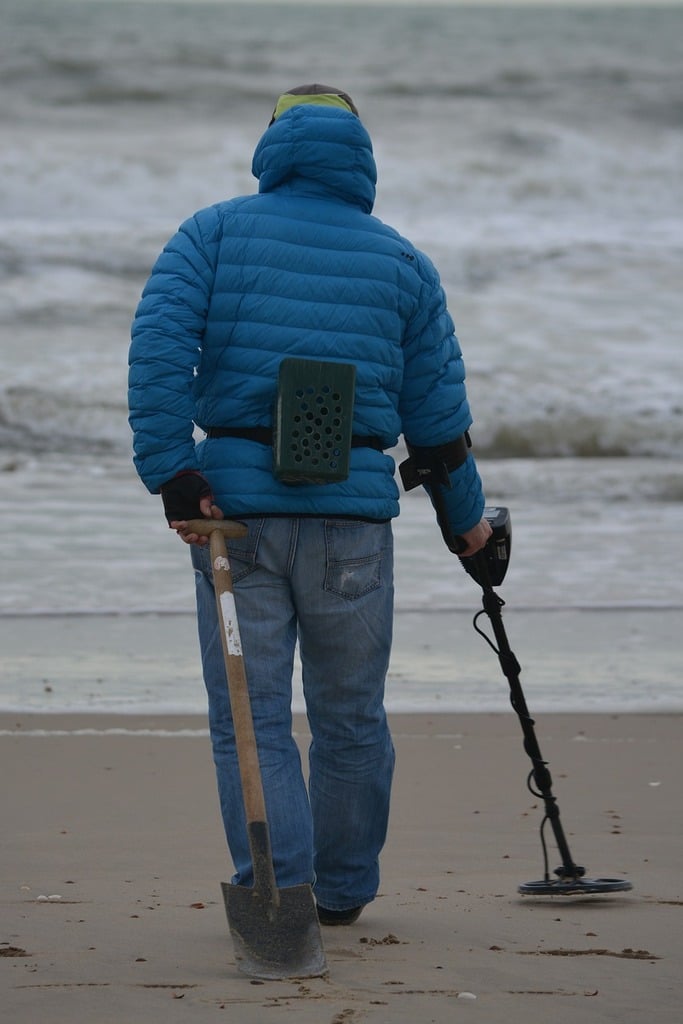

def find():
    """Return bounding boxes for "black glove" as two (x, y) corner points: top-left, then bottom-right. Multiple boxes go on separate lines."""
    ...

(160, 471), (214, 524)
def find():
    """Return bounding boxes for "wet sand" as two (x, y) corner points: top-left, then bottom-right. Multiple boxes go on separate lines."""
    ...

(2, 710), (680, 1023)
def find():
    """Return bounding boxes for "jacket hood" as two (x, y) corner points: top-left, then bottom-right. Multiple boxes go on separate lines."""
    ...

(251, 104), (377, 213)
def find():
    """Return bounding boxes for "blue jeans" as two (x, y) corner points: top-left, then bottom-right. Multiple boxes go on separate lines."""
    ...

(190, 517), (395, 912)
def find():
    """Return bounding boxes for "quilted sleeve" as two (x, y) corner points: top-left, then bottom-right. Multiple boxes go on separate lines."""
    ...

(399, 252), (485, 535)
(128, 209), (219, 493)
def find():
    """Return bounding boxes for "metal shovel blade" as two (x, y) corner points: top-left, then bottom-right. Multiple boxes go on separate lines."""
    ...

(222, 880), (327, 980)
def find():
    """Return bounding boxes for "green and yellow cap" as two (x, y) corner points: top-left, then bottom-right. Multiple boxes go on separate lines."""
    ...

(269, 83), (359, 125)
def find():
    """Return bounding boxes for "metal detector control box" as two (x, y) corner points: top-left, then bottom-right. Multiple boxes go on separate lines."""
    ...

(459, 506), (511, 587)
(273, 358), (356, 485)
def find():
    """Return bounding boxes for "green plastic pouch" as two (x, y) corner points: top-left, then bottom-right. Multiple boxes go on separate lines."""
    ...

(273, 358), (356, 484)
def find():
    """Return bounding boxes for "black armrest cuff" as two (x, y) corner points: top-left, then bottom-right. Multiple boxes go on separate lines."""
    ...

(399, 432), (472, 492)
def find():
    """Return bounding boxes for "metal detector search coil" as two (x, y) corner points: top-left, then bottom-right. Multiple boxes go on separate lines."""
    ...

(273, 358), (356, 485)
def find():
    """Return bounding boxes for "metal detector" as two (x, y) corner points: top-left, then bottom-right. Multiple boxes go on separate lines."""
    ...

(459, 507), (633, 896)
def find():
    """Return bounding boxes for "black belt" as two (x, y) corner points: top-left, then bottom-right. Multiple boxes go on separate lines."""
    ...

(205, 425), (384, 452)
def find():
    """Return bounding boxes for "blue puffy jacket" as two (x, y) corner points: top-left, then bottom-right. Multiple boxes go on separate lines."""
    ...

(129, 105), (485, 534)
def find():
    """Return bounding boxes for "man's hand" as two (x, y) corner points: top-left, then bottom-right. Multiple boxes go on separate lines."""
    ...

(170, 496), (225, 546)
(160, 471), (224, 545)
(455, 516), (492, 557)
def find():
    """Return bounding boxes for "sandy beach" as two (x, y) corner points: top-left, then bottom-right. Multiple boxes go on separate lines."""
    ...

(2, 709), (680, 1023)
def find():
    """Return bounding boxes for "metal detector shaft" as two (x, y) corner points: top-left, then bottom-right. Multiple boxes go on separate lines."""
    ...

(474, 553), (584, 882)
(469, 546), (632, 894)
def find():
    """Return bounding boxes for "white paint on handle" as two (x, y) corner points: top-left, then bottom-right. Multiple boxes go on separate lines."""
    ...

(213, 555), (230, 572)
(219, 591), (242, 657)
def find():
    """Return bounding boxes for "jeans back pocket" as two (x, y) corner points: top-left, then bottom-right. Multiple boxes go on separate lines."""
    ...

(323, 520), (388, 600)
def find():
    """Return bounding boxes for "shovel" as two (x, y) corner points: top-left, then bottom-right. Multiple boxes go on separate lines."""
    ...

(185, 519), (327, 980)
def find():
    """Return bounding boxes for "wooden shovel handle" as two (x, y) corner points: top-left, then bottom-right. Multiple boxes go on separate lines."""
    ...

(184, 518), (249, 539)
(202, 526), (268, 828)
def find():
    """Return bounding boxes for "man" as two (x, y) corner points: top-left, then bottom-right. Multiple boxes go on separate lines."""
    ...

(128, 84), (491, 926)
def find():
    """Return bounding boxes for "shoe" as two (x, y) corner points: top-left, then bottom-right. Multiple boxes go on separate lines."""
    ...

(316, 904), (364, 926)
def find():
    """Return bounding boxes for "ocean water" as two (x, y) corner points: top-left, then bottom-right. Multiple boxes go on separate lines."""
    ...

(1, 1), (681, 713)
